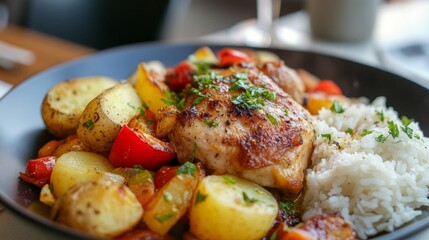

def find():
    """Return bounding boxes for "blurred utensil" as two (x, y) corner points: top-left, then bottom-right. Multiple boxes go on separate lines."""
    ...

(0, 3), (34, 69)
(0, 41), (35, 69)
(0, 79), (12, 98)
(228, 0), (281, 47)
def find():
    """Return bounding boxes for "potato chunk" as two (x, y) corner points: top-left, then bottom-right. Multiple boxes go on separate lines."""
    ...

(77, 82), (142, 153)
(51, 179), (143, 238)
(189, 175), (278, 240)
(50, 151), (113, 197)
(41, 76), (118, 138)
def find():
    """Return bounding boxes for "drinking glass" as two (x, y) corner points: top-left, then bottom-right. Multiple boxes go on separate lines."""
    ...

(229, 0), (281, 47)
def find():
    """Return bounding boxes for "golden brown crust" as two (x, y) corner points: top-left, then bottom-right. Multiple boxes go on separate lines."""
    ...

(165, 66), (314, 193)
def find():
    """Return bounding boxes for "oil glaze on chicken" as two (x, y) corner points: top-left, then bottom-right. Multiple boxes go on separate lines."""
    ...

(158, 64), (314, 194)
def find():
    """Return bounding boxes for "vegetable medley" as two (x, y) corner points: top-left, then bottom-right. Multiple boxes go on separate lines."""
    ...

(19, 46), (357, 240)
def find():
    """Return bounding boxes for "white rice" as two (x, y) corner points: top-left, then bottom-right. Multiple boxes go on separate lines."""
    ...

(302, 97), (429, 239)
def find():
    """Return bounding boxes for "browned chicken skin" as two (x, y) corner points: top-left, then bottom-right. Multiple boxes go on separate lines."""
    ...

(158, 65), (314, 194)
(259, 61), (305, 104)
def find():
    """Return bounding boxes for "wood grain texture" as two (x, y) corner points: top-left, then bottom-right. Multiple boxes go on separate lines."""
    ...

(0, 24), (94, 86)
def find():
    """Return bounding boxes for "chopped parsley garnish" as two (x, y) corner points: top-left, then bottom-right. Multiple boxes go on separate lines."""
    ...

(284, 109), (289, 116)
(203, 119), (219, 127)
(133, 165), (145, 172)
(193, 96), (206, 105)
(376, 110), (385, 122)
(82, 120), (94, 129)
(330, 100), (345, 113)
(242, 192), (258, 204)
(279, 201), (294, 213)
(222, 176), (237, 184)
(321, 133), (332, 143)
(375, 134), (387, 143)
(266, 113), (278, 125)
(388, 121), (400, 139)
(162, 91), (185, 110)
(269, 230), (278, 240)
(229, 72), (276, 110)
(176, 162), (197, 177)
(127, 102), (136, 109)
(401, 125), (414, 139)
(194, 62), (211, 75)
(194, 191), (207, 205)
(361, 129), (374, 136)
(345, 128), (354, 135)
(401, 116), (414, 126)
(141, 101), (149, 110)
(155, 213), (174, 222)
(163, 192), (173, 202)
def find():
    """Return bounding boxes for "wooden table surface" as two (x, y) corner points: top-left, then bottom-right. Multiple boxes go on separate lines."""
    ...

(0, 24), (95, 86)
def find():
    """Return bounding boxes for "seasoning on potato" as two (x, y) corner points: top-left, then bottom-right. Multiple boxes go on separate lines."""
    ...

(41, 76), (118, 138)
(51, 178), (143, 238)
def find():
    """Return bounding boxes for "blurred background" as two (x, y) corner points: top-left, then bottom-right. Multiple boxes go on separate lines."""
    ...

(0, 0), (304, 49)
(0, 0), (428, 89)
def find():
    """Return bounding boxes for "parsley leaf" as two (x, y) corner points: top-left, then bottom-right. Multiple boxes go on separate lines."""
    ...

(82, 120), (94, 129)
(162, 91), (185, 110)
(194, 191), (207, 205)
(375, 134), (387, 143)
(176, 162), (197, 177)
(203, 119), (219, 127)
(155, 213), (174, 222)
(330, 100), (345, 113)
(388, 121), (399, 139)
(401, 125), (414, 139)
(132, 165), (145, 172)
(163, 192), (173, 202)
(222, 176), (237, 184)
(284, 109), (289, 116)
(269, 231), (278, 240)
(266, 113), (278, 125)
(401, 116), (414, 126)
(376, 110), (385, 122)
(279, 201), (294, 213)
(229, 73), (276, 110)
(361, 129), (374, 136)
(321, 133), (332, 143)
(242, 192), (258, 204)
(345, 128), (354, 135)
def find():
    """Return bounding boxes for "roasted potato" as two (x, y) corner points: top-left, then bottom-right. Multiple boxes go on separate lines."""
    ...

(50, 151), (113, 197)
(41, 76), (118, 138)
(189, 175), (278, 240)
(51, 179), (143, 238)
(77, 82), (142, 153)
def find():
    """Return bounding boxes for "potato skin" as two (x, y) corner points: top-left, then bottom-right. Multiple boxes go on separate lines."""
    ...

(51, 179), (143, 238)
(77, 83), (142, 153)
(50, 151), (113, 197)
(41, 76), (118, 138)
(189, 175), (278, 240)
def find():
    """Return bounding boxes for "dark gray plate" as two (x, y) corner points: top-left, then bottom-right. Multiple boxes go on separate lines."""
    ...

(1, 43), (428, 239)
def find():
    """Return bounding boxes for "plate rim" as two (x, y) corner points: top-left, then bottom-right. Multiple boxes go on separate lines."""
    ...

(1, 41), (429, 239)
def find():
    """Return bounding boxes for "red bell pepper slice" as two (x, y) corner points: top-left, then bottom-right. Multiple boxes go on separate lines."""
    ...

(217, 48), (252, 66)
(166, 61), (195, 92)
(154, 165), (180, 189)
(109, 125), (176, 170)
(309, 80), (343, 95)
(19, 156), (56, 188)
